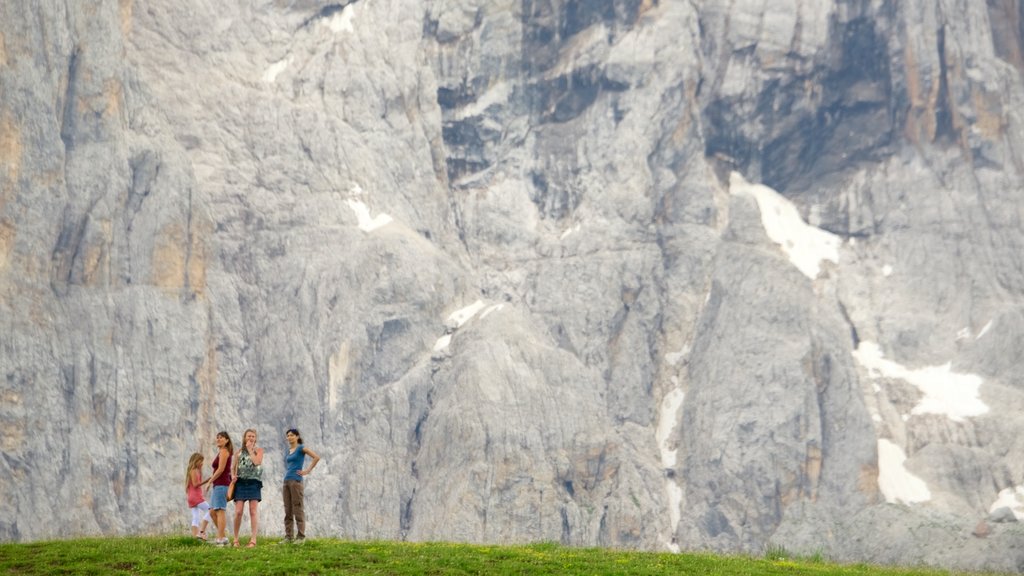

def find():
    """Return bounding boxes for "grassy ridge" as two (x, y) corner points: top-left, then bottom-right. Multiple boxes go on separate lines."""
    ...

(0, 537), (1008, 575)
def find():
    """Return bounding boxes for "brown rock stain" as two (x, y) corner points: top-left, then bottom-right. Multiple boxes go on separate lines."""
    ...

(0, 220), (16, 273)
(804, 443), (821, 500)
(573, 442), (619, 490)
(1, 420), (24, 452)
(0, 31), (7, 67)
(902, 42), (939, 145)
(0, 111), (21, 185)
(80, 219), (112, 285)
(112, 470), (125, 500)
(972, 88), (1003, 140)
(152, 217), (209, 296)
(188, 218), (209, 297)
(119, 0), (133, 36)
(942, 46), (968, 146)
(857, 462), (880, 500)
(75, 76), (124, 122)
(671, 82), (698, 145)
(104, 78), (124, 121)
(776, 467), (797, 505)
(152, 223), (187, 291)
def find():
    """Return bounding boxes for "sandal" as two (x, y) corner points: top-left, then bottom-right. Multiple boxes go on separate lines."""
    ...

(232, 539), (240, 547)
(247, 539), (257, 548)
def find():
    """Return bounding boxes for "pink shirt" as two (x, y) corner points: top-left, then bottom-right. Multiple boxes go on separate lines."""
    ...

(186, 470), (204, 508)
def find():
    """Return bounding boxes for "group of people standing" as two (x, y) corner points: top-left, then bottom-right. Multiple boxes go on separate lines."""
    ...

(184, 427), (321, 546)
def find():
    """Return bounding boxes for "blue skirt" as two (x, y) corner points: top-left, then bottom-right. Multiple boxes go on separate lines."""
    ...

(233, 478), (262, 502)
(210, 485), (228, 510)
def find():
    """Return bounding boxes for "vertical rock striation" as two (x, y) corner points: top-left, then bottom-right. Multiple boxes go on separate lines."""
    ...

(2, 0), (1024, 571)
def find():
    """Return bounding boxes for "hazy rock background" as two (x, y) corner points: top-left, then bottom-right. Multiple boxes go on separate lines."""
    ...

(3, 0), (1024, 571)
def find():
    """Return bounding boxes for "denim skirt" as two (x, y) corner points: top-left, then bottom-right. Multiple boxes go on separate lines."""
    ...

(210, 485), (228, 510)
(233, 478), (262, 502)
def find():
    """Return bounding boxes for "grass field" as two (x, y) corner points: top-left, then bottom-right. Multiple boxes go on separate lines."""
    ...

(0, 537), (1010, 575)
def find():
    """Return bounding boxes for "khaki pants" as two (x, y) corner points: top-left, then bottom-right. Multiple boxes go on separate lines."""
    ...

(282, 480), (305, 540)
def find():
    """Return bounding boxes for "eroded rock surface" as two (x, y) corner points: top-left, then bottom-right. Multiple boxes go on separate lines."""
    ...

(3, 0), (1024, 571)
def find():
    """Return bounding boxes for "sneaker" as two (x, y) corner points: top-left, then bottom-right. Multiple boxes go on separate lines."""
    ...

(273, 539), (292, 546)
(293, 537), (305, 545)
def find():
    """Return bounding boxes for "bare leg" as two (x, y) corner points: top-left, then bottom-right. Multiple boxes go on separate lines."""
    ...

(248, 500), (259, 545)
(233, 500), (244, 545)
(213, 509), (226, 541)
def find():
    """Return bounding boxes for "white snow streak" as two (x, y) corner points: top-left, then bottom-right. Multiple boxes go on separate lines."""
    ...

(560, 223), (581, 240)
(456, 81), (511, 119)
(346, 199), (393, 232)
(729, 172), (840, 279)
(656, 387), (685, 552)
(989, 486), (1024, 520)
(853, 342), (988, 422)
(656, 388), (685, 469)
(877, 439), (931, 504)
(433, 301), (500, 352)
(664, 482), (682, 553)
(447, 300), (486, 328)
(479, 303), (504, 320)
(976, 320), (993, 339)
(323, 5), (354, 32)
(262, 56), (292, 83)
(664, 347), (688, 367)
(432, 334), (452, 352)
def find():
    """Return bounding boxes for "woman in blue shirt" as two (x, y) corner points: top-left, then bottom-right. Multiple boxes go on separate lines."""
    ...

(282, 428), (321, 544)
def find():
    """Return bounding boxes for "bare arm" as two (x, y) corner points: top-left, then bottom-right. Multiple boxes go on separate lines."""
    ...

(298, 446), (320, 476)
(209, 448), (229, 483)
(231, 450), (240, 481)
(251, 447), (264, 466)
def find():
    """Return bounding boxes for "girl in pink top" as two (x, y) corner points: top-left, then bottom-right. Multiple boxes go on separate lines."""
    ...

(184, 453), (211, 540)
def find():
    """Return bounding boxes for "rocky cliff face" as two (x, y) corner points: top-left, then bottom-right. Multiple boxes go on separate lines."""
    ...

(3, 0), (1024, 571)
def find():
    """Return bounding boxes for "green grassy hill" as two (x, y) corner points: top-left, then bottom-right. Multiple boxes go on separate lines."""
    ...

(0, 537), (1010, 575)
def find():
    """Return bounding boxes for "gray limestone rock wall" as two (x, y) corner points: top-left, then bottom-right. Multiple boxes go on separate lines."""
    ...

(3, 0), (1024, 572)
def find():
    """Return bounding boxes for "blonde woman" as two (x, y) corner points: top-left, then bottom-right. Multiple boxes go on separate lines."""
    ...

(231, 428), (264, 547)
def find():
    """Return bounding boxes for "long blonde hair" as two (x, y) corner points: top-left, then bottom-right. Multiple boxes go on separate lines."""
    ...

(185, 452), (203, 490)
